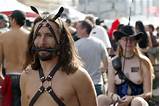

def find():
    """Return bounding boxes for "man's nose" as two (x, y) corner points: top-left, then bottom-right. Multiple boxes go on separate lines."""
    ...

(39, 36), (46, 45)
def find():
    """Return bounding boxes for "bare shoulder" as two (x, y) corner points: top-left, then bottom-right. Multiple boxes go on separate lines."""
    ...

(21, 66), (36, 82)
(0, 31), (13, 41)
(70, 67), (91, 81)
(0, 32), (6, 40)
(139, 54), (152, 67)
(68, 67), (97, 106)
(140, 54), (151, 62)
(76, 67), (90, 76)
(21, 28), (30, 34)
(139, 54), (155, 78)
(69, 67), (93, 87)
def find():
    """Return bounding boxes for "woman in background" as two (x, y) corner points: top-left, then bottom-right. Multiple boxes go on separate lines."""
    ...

(98, 25), (154, 106)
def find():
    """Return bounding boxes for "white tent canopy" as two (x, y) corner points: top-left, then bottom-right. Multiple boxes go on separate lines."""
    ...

(0, 0), (32, 12)
(0, 0), (37, 17)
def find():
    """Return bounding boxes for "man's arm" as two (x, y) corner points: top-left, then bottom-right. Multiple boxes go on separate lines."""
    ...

(101, 56), (108, 73)
(0, 36), (4, 79)
(72, 68), (98, 106)
(20, 71), (28, 106)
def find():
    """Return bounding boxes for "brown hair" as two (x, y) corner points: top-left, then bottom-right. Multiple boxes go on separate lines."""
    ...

(25, 16), (82, 74)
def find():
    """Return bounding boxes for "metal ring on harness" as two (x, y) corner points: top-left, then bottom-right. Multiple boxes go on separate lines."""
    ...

(42, 80), (52, 91)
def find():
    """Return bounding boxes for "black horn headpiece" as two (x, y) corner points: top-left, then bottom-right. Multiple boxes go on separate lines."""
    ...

(30, 6), (65, 54)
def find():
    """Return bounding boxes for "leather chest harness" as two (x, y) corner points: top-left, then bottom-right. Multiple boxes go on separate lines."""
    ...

(29, 6), (66, 106)
(29, 63), (65, 106)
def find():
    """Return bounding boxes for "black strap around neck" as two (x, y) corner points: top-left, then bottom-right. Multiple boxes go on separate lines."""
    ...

(29, 63), (65, 106)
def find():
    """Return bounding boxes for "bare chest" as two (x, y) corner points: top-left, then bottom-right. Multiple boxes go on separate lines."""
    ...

(115, 58), (143, 84)
(25, 72), (77, 106)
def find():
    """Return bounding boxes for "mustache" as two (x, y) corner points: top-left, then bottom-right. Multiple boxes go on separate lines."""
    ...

(31, 47), (59, 52)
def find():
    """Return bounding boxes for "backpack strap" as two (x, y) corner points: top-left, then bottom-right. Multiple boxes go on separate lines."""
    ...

(112, 57), (136, 87)
(29, 63), (65, 106)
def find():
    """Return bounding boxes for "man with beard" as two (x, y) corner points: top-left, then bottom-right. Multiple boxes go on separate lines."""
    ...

(20, 7), (97, 106)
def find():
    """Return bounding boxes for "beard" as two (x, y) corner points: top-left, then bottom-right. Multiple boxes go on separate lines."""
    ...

(38, 51), (53, 61)
(32, 46), (60, 61)
(37, 49), (58, 61)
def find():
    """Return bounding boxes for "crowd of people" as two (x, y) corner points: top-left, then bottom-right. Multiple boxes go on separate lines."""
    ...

(0, 6), (158, 106)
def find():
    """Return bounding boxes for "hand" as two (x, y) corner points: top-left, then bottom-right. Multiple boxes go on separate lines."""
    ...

(111, 94), (121, 103)
(24, 65), (31, 73)
(119, 95), (133, 104)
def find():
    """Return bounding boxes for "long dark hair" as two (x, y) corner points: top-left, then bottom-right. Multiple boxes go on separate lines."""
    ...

(25, 16), (82, 74)
(135, 21), (148, 49)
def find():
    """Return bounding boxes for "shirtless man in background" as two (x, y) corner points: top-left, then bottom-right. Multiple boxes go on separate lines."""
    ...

(0, 10), (29, 106)
(20, 7), (97, 106)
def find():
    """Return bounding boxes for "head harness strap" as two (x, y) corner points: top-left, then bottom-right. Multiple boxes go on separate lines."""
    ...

(31, 6), (64, 52)
(33, 19), (59, 45)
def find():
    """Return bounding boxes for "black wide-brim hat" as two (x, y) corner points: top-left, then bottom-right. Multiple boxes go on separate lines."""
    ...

(113, 25), (143, 42)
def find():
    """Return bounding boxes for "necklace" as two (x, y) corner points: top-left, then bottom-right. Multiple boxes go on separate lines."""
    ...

(122, 53), (135, 59)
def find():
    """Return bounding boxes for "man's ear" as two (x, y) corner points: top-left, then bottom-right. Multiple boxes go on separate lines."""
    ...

(12, 18), (17, 25)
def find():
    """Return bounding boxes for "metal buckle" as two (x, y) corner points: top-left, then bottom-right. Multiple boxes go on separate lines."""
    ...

(42, 80), (52, 91)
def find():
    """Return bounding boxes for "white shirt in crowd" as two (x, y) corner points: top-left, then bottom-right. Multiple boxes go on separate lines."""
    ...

(90, 25), (111, 49)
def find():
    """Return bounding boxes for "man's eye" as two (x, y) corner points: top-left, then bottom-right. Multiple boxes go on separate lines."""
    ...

(36, 34), (41, 37)
(47, 33), (53, 37)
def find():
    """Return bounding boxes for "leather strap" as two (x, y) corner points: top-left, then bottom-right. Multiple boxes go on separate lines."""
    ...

(112, 57), (138, 87)
(29, 63), (65, 106)
(33, 20), (59, 45)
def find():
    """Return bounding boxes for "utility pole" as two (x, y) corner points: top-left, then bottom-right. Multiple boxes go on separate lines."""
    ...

(84, 0), (88, 14)
(147, 0), (149, 18)
(97, 0), (100, 17)
(72, 0), (76, 6)
(133, 0), (136, 16)
(140, 0), (143, 15)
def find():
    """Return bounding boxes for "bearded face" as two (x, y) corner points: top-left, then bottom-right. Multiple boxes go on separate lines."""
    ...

(33, 21), (61, 61)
